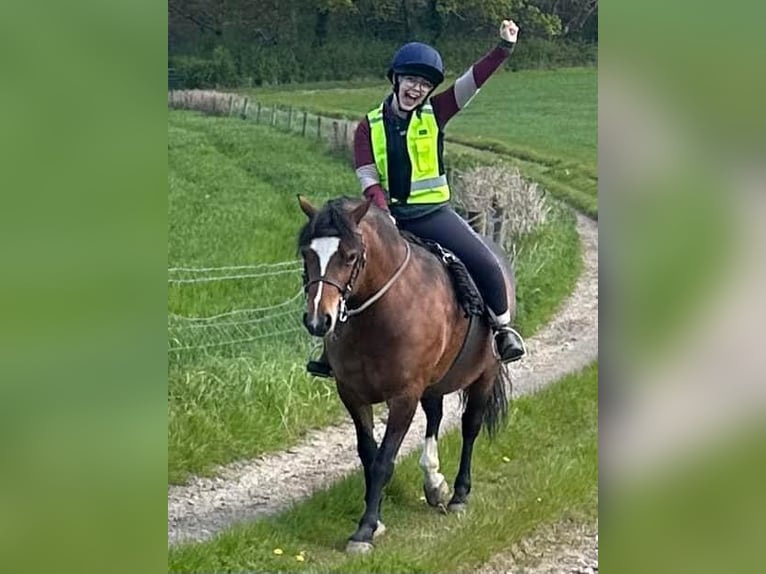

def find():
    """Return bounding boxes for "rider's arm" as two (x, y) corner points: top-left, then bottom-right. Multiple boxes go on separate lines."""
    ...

(431, 20), (519, 127)
(354, 117), (388, 211)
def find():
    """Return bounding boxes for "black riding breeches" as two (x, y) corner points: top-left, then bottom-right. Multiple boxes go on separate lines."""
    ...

(396, 206), (511, 317)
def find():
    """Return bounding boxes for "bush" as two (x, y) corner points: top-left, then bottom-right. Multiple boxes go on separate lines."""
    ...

(508, 37), (597, 70)
(171, 46), (240, 89)
(171, 37), (596, 87)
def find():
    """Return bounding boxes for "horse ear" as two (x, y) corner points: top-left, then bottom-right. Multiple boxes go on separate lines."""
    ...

(297, 195), (317, 219)
(350, 198), (372, 225)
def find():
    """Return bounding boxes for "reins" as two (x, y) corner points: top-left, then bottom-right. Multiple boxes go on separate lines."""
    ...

(346, 241), (411, 319)
(303, 238), (412, 323)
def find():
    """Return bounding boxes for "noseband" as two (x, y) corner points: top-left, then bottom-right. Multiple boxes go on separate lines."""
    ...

(303, 241), (412, 323)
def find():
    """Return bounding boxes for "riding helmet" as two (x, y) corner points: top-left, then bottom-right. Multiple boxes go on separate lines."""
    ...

(387, 42), (445, 87)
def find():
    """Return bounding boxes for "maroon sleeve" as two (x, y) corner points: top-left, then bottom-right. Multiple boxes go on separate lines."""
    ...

(353, 117), (374, 169)
(353, 118), (388, 211)
(431, 44), (513, 127)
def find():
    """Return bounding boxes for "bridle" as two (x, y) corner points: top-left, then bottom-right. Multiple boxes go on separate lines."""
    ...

(303, 241), (411, 323)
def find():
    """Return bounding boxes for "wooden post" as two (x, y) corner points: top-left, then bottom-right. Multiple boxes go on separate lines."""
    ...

(317, 115), (322, 139)
(301, 110), (308, 136)
(287, 106), (293, 130)
(228, 95), (234, 115)
(332, 121), (339, 148)
(492, 206), (505, 244)
(256, 102), (262, 123)
(343, 122), (349, 149)
(241, 97), (249, 119)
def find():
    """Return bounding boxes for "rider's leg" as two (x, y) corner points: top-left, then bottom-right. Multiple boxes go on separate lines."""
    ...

(397, 207), (526, 363)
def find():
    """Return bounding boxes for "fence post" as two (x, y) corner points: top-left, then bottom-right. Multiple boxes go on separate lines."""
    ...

(241, 97), (249, 119)
(332, 121), (339, 149)
(301, 111), (308, 136)
(492, 203), (505, 244)
(317, 116), (322, 139)
(271, 105), (277, 126)
(228, 95), (234, 116)
(256, 102), (262, 123)
(343, 122), (349, 150)
(287, 106), (293, 130)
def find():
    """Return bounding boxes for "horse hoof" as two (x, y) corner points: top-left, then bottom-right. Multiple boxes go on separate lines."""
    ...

(373, 521), (386, 539)
(345, 540), (375, 554)
(424, 480), (450, 507)
(448, 502), (467, 513)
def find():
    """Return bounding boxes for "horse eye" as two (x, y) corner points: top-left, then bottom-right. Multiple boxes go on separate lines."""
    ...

(346, 252), (358, 265)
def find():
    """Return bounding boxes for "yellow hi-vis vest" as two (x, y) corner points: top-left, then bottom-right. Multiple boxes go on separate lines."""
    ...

(367, 102), (450, 204)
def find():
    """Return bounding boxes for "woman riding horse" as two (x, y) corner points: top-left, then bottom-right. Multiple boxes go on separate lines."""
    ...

(308, 19), (526, 379)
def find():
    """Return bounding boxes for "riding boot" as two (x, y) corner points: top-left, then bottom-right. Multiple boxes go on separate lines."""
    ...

(306, 348), (334, 379)
(492, 324), (527, 363)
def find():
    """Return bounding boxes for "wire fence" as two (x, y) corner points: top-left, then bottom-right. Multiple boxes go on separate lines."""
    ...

(168, 261), (308, 362)
(168, 89), (357, 154)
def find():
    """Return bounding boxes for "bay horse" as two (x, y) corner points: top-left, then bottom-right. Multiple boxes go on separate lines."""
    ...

(297, 196), (512, 553)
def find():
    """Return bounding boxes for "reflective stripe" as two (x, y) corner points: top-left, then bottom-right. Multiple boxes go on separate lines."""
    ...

(411, 174), (448, 191)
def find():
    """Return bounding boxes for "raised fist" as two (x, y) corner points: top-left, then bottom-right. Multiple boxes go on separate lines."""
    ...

(500, 20), (519, 43)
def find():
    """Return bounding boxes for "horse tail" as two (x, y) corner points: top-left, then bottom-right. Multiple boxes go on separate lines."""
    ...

(482, 365), (511, 439)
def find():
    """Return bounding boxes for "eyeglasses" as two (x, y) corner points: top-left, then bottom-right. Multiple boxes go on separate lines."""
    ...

(400, 75), (434, 91)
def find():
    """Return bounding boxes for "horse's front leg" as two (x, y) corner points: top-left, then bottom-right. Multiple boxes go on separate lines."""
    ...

(337, 391), (381, 541)
(346, 395), (418, 554)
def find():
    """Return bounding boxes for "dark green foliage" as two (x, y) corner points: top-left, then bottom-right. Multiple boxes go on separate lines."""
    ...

(171, 38), (595, 88)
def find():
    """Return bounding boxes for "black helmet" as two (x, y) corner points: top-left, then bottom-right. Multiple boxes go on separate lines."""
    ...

(387, 42), (444, 87)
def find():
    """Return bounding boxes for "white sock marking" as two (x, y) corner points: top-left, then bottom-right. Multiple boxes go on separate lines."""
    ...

(419, 436), (445, 489)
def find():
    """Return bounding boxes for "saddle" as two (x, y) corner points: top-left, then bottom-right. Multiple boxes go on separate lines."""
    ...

(399, 230), (485, 319)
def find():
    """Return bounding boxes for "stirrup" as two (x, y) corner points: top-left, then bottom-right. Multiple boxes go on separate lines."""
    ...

(306, 360), (334, 379)
(493, 325), (526, 364)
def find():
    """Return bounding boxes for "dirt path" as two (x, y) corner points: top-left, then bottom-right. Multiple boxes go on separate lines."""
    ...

(168, 213), (598, 550)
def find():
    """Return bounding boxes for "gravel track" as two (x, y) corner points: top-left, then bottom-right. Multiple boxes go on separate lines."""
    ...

(168, 213), (598, 558)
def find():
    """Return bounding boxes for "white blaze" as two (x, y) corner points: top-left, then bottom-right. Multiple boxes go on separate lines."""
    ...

(309, 237), (341, 327)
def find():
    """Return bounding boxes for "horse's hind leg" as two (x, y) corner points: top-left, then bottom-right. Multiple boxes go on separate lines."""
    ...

(449, 371), (494, 513)
(420, 396), (450, 507)
(347, 395), (418, 553)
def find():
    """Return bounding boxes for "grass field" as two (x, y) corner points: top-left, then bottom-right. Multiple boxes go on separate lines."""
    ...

(167, 109), (582, 484)
(244, 67), (597, 215)
(169, 362), (598, 572)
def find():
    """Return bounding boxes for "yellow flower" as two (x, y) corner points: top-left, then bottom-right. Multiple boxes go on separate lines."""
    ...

(502, 456), (511, 462)
(273, 548), (284, 555)
(295, 555), (305, 562)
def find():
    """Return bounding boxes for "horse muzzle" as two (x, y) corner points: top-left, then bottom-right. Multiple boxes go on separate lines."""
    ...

(303, 310), (336, 337)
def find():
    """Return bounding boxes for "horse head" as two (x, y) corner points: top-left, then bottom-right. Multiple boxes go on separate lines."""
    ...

(297, 196), (383, 337)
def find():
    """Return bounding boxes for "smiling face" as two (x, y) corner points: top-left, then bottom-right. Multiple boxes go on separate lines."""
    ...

(395, 74), (434, 111)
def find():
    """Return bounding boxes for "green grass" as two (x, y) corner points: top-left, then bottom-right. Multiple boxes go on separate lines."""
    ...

(168, 344), (345, 485)
(243, 67), (597, 214)
(169, 362), (598, 572)
(169, 110), (360, 316)
(167, 110), (583, 485)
